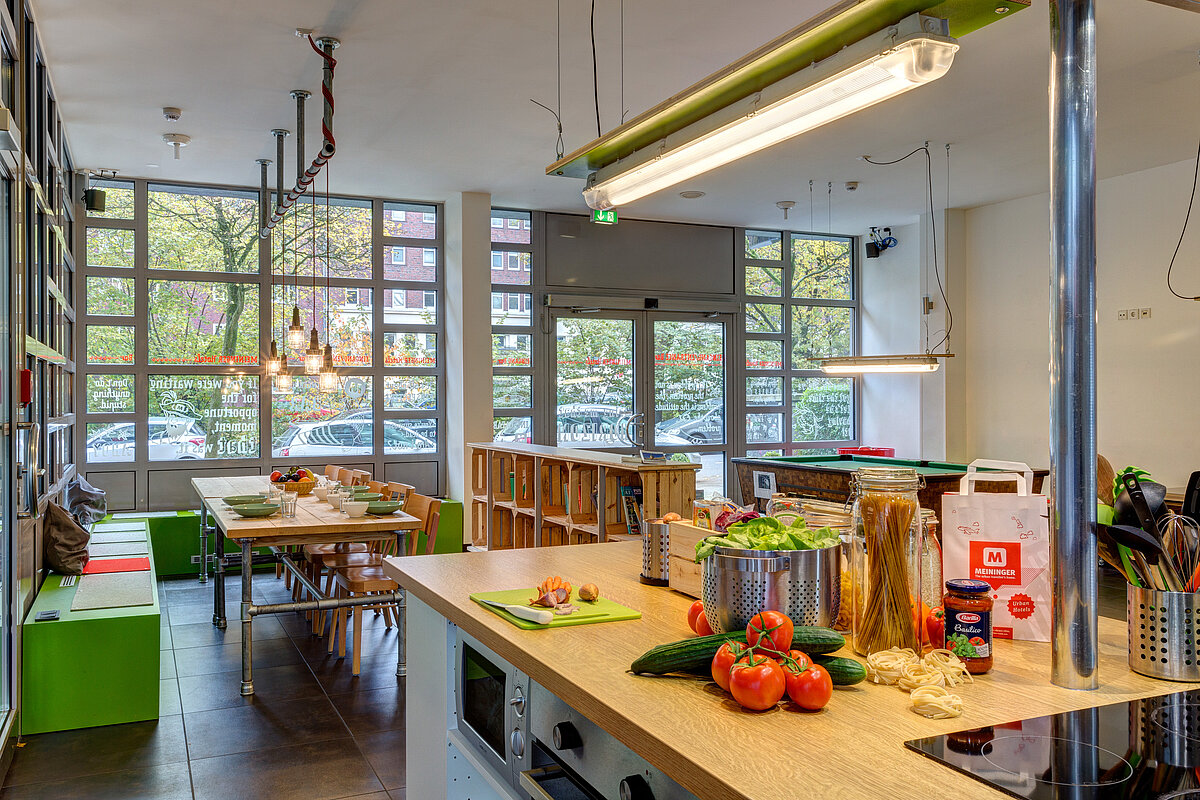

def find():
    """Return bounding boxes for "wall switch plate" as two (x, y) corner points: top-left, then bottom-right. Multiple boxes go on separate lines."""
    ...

(1140, 307), (1152, 319)
(1118, 309), (1128, 320)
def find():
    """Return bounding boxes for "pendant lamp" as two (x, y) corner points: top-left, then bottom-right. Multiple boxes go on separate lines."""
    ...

(318, 344), (338, 393)
(287, 305), (306, 349)
(274, 371), (293, 392)
(304, 328), (322, 375)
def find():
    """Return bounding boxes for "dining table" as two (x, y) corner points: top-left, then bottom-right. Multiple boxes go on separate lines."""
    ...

(191, 475), (423, 696)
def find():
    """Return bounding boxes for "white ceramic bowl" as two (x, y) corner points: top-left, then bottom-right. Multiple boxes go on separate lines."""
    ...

(312, 486), (329, 502)
(341, 500), (369, 518)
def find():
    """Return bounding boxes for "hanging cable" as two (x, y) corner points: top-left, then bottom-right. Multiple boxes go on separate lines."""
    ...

(620, 0), (626, 124)
(591, 0), (601, 137)
(809, 180), (814, 230)
(827, 181), (832, 233)
(531, 0), (565, 159)
(1167, 117), (1200, 300)
(863, 143), (954, 353)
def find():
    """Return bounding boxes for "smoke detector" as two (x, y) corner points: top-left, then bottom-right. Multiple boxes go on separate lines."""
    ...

(162, 107), (182, 122)
(845, 181), (859, 192)
(162, 133), (191, 160)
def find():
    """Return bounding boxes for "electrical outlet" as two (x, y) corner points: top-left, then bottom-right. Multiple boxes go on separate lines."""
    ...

(1140, 307), (1152, 319)
(1118, 309), (1128, 320)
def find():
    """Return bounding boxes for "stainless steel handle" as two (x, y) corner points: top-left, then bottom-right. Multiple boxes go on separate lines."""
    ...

(17, 421), (40, 519)
(626, 412), (646, 449)
(519, 766), (568, 800)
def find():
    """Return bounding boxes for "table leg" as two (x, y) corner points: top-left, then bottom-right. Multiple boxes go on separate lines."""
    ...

(213, 525), (226, 629)
(240, 539), (254, 696)
(396, 529), (407, 677)
(198, 504), (209, 585)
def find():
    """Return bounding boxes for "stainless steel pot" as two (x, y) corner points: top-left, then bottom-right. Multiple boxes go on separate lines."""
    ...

(700, 544), (840, 633)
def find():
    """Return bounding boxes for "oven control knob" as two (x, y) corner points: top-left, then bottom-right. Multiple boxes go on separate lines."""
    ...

(510, 728), (525, 758)
(619, 774), (654, 800)
(552, 721), (582, 750)
(508, 686), (526, 717)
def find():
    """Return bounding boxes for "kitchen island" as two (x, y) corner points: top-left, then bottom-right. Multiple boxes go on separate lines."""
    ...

(384, 541), (1193, 800)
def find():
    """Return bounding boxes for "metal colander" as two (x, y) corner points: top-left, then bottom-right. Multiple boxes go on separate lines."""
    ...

(1128, 584), (1200, 682)
(701, 545), (840, 633)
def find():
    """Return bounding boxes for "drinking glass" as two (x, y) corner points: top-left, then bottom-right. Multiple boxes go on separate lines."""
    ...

(281, 491), (299, 517)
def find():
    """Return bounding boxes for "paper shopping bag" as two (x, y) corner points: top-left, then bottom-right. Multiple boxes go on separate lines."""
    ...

(942, 460), (1051, 642)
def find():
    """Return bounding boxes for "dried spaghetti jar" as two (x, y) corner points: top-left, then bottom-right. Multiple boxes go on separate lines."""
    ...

(849, 467), (923, 656)
(942, 579), (994, 674)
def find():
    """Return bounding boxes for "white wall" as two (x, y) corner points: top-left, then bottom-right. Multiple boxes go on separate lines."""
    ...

(957, 158), (1200, 486)
(859, 222), (923, 457)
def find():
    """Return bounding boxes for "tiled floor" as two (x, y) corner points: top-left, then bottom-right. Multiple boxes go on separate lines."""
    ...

(2, 573), (406, 800)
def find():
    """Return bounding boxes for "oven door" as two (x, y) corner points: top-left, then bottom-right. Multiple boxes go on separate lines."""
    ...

(454, 628), (530, 786)
(519, 764), (605, 800)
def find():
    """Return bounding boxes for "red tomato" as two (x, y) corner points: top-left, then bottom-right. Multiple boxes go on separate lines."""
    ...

(781, 649), (811, 672)
(969, 636), (986, 647)
(926, 606), (945, 647)
(711, 641), (748, 691)
(687, 600), (705, 634)
(695, 614), (714, 636)
(746, 611), (794, 654)
(270, 470), (283, 482)
(729, 653), (786, 711)
(785, 662), (833, 711)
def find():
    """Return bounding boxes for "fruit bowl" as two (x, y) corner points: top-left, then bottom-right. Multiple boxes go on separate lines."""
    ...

(271, 478), (316, 496)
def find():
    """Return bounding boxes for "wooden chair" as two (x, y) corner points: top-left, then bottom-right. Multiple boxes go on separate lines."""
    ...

(336, 467), (366, 486)
(324, 464), (341, 481)
(367, 480), (388, 496)
(328, 495), (441, 674)
(387, 482), (414, 504)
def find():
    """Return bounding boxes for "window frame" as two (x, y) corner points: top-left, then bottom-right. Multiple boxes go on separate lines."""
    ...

(76, 179), (447, 504)
(490, 209), (537, 440)
(736, 228), (860, 456)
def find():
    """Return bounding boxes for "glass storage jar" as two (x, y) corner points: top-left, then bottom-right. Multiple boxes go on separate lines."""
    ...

(850, 467), (924, 656)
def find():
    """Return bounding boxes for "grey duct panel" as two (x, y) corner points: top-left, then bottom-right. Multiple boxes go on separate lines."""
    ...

(544, 214), (735, 295)
(86, 470), (136, 511)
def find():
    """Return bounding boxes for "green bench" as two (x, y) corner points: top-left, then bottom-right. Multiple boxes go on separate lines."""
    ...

(21, 520), (160, 735)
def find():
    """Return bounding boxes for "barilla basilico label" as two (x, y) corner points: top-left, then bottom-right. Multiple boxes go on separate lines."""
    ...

(945, 609), (991, 659)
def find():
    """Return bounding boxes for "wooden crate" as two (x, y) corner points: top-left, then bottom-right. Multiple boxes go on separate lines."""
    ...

(513, 458), (536, 508)
(470, 449), (488, 498)
(667, 521), (710, 597)
(513, 513), (537, 548)
(490, 507), (515, 549)
(470, 499), (488, 547)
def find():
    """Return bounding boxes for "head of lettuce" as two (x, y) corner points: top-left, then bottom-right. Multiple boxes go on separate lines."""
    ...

(694, 516), (839, 562)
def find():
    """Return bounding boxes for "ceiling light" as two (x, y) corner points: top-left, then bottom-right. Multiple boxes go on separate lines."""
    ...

(274, 371), (293, 393)
(287, 306), (306, 349)
(817, 354), (950, 374)
(318, 344), (337, 393)
(162, 133), (191, 160)
(580, 15), (957, 210)
(304, 328), (322, 375)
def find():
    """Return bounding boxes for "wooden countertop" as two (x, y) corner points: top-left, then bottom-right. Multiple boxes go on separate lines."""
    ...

(384, 541), (1198, 800)
(469, 442), (700, 471)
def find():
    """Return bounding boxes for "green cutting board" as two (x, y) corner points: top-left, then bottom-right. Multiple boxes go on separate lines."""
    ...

(470, 588), (641, 630)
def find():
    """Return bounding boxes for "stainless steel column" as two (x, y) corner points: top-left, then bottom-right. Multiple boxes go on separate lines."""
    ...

(257, 158), (271, 231)
(1049, 0), (1098, 689)
(291, 90), (310, 181)
(272, 129), (289, 212)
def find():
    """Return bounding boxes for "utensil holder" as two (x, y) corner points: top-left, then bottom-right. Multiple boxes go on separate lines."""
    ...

(640, 521), (670, 586)
(701, 545), (840, 633)
(1128, 584), (1200, 681)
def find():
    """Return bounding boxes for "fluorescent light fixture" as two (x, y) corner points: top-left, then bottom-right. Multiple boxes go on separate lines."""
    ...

(583, 16), (958, 210)
(819, 354), (945, 374)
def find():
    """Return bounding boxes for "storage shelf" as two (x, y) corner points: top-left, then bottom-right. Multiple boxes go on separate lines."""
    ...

(471, 494), (488, 504)
(542, 513), (571, 527)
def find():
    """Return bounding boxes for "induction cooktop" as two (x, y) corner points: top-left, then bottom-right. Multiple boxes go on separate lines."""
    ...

(905, 689), (1200, 800)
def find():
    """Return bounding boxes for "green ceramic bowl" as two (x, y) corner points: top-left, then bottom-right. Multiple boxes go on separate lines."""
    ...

(233, 503), (280, 518)
(365, 501), (402, 516)
(352, 493), (383, 502)
(224, 495), (266, 506)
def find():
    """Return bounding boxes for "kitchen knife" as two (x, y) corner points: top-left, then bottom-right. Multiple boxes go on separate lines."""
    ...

(477, 599), (554, 625)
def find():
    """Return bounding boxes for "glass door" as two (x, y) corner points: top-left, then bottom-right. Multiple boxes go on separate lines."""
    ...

(550, 310), (731, 497)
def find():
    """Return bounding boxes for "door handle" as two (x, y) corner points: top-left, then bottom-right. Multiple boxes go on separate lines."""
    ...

(627, 413), (646, 449)
(17, 421), (41, 519)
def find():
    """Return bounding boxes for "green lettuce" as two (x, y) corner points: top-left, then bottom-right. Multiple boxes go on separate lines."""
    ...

(694, 516), (839, 561)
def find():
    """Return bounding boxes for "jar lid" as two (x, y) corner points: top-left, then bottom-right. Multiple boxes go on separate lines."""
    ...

(854, 466), (920, 490)
(945, 578), (991, 593)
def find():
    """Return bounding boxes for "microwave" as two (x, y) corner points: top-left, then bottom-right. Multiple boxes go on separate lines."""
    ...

(452, 626), (531, 789)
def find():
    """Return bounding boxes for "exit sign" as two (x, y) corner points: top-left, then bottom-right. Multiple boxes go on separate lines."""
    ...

(591, 209), (618, 225)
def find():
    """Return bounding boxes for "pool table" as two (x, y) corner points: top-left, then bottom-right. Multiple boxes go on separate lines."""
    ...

(730, 455), (1048, 522)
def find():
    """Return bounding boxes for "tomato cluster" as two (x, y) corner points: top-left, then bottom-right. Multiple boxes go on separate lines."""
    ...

(689, 603), (833, 713)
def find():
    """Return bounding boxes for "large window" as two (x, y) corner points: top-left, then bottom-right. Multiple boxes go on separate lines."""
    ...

(78, 182), (445, 504)
(741, 230), (857, 455)
(491, 209), (535, 441)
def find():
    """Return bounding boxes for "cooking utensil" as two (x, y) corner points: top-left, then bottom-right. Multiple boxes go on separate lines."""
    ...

(1096, 525), (1135, 585)
(1104, 524), (1183, 591)
(1182, 470), (1200, 522)
(477, 599), (554, 625)
(1122, 472), (1165, 537)
(1097, 454), (1117, 506)
(1160, 512), (1200, 592)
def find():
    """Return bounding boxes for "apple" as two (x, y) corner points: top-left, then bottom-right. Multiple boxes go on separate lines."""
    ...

(270, 470), (283, 482)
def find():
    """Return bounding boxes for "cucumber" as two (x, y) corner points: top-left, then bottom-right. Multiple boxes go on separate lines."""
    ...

(812, 654), (866, 686)
(630, 626), (845, 675)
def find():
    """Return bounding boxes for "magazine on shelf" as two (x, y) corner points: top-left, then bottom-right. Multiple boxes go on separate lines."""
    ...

(620, 485), (643, 536)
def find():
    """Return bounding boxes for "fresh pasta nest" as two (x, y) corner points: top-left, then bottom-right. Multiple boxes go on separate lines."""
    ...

(910, 686), (963, 719)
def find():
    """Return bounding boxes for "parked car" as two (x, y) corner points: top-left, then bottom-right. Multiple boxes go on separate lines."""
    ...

(656, 401), (725, 444)
(273, 417), (435, 457)
(86, 416), (206, 462)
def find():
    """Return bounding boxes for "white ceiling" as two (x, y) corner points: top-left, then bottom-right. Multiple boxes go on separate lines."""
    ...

(28, 0), (1200, 232)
